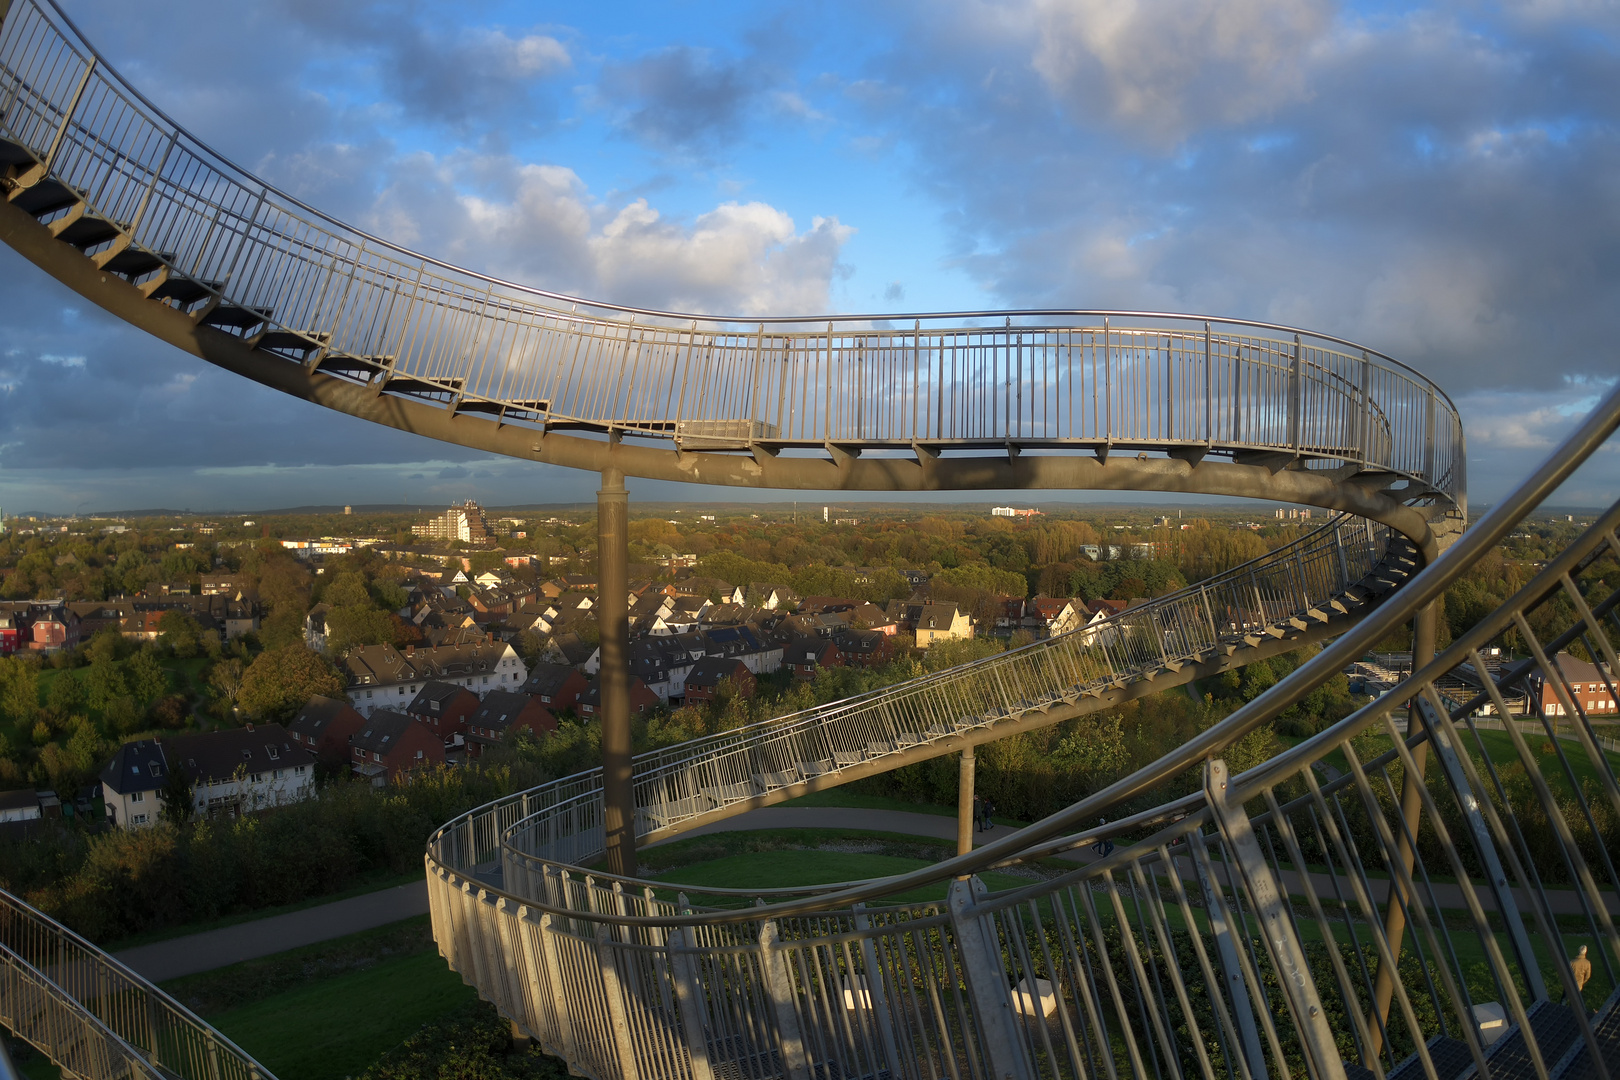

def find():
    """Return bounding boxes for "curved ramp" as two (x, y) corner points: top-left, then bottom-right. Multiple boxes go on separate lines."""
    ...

(0, 890), (274, 1080)
(1, 4), (1564, 1080)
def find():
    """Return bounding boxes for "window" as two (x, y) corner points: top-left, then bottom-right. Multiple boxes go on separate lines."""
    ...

(366, 690), (373, 699)
(131, 791), (145, 803)
(131, 813), (148, 825)
(148, 761), (161, 778)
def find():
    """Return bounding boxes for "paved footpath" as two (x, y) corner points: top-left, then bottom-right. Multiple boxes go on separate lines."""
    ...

(112, 805), (1618, 982)
(110, 807), (1016, 982)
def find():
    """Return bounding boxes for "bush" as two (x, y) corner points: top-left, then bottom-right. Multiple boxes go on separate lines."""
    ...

(360, 1002), (568, 1080)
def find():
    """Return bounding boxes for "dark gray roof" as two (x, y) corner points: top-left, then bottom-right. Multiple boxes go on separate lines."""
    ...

(100, 739), (169, 795)
(351, 711), (417, 754)
(405, 680), (477, 715)
(288, 695), (357, 740)
(468, 690), (542, 733)
(521, 662), (583, 697)
(165, 725), (313, 784)
(685, 656), (750, 688)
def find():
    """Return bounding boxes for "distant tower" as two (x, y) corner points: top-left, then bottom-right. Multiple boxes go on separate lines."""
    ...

(344, 505), (352, 515)
(823, 506), (829, 523)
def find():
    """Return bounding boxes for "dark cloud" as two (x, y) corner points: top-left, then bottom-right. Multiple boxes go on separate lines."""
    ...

(598, 46), (762, 151)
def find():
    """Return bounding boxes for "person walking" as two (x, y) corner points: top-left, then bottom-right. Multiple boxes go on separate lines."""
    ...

(980, 799), (995, 832)
(971, 794), (984, 834)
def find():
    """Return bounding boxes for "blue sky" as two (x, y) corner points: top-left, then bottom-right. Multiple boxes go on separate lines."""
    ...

(2, 0), (1618, 513)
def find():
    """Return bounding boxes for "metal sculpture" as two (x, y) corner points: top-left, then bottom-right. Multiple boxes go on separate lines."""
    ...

(6, 4), (1612, 1080)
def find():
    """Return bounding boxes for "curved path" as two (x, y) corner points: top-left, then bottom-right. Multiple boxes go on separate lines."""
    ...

(24, 7), (1620, 1080)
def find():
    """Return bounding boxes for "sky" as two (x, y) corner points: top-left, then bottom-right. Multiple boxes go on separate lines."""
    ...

(1, 0), (1617, 514)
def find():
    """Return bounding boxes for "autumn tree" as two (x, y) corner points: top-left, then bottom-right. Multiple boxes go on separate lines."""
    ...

(238, 646), (345, 721)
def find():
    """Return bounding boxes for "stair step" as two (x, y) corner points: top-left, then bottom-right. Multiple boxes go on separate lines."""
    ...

(384, 374), (464, 396)
(55, 214), (124, 250)
(101, 248), (172, 278)
(1483, 1001), (1582, 1080)
(255, 329), (329, 355)
(10, 178), (77, 218)
(148, 276), (220, 306)
(0, 135), (36, 167)
(201, 303), (272, 331)
(316, 353), (393, 378)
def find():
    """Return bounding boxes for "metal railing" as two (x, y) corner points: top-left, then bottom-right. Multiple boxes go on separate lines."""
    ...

(481, 513), (1399, 879)
(425, 385), (1620, 1080)
(0, 0), (1461, 509)
(0, 890), (274, 1080)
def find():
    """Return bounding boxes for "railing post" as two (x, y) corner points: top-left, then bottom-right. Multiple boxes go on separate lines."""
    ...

(1289, 334), (1302, 453)
(1205, 759), (1345, 1080)
(41, 56), (97, 176)
(957, 745), (975, 856)
(1358, 351), (1372, 465)
(850, 904), (903, 1071)
(668, 925), (715, 1080)
(595, 923), (642, 1080)
(599, 465), (636, 876)
(1417, 696), (1548, 1001)
(758, 920), (811, 1080)
(946, 877), (1033, 1080)
(1189, 832), (1269, 1080)
(537, 912), (577, 1064)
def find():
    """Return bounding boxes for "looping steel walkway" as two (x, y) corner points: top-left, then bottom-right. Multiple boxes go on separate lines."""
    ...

(11, 3), (1620, 1080)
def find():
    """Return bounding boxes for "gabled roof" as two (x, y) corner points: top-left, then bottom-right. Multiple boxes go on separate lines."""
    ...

(685, 655), (751, 688)
(351, 711), (419, 753)
(165, 725), (312, 784)
(467, 690), (549, 733)
(405, 680), (478, 715)
(289, 695), (359, 739)
(522, 662), (586, 698)
(100, 739), (168, 795)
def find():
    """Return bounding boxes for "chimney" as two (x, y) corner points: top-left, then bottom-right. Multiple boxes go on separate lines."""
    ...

(406, 645), (415, 657)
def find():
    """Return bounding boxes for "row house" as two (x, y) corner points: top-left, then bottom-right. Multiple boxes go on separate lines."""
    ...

(349, 712), (446, 785)
(684, 656), (757, 703)
(519, 663), (590, 712)
(784, 635), (842, 680)
(884, 601), (975, 646)
(577, 677), (660, 718)
(1024, 596), (1090, 638)
(0, 601), (80, 653)
(101, 726), (316, 828)
(1532, 652), (1616, 716)
(835, 628), (897, 668)
(465, 691), (557, 756)
(341, 639), (528, 717)
(288, 695), (366, 758)
(405, 681), (481, 750)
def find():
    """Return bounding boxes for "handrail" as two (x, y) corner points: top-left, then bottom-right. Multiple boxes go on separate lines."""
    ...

(0, 0), (1464, 514)
(0, 889), (276, 1080)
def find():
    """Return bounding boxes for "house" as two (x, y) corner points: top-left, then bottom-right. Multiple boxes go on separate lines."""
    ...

(835, 627), (896, 668)
(1024, 596), (1088, 638)
(24, 602), (78, 652)
(287, 695), (367, 759)
(886, 601), (974, 646)
(349, 712), (446, 785)
(744, 583), (800, 610)
(101, 727), (316, 828)
(340, 639), (528, 717)
(0, 612), (20, 657)
(464, 691), (557, 755)
(1531, 652), (1616, 716)
(0, 790), (41, 824)
(519, 663), (590, 712)
(849, 603), (898, 634)
(541, 631), (596, 668)
(404, 681), (481, 747)
(683, 656), (757, 704)
(783, 635), (842, 680)
(577, 677), (660, 718)
(305, 604), (331, 652)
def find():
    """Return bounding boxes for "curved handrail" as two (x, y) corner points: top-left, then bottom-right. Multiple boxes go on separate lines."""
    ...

(481, 512), (1393, 890)
(0, 889), (276, 1080)
(0, 0), (1463, 511)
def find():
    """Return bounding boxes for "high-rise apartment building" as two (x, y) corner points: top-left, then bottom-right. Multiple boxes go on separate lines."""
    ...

(412, 500), (494, 545)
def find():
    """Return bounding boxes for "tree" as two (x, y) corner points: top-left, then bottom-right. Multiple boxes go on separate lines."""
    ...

(47, 671), (88, 717)
(158, 764), (195, 825)
(239, 646), (346, 721)
(322, 571), (371, 610)
(0, 657), (40, 726)
(323, 606), (395, 654)
(157, 610), (204, 658)
(85, 659), (129, 712)
(126, 649), (170, 706)
(208, 658), (245, 712)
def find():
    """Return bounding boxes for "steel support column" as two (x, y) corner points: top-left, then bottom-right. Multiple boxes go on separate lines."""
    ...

(598, 466), (636, 878)
(1367, 599), (1436, 1054)
(957, 745), (975, 857)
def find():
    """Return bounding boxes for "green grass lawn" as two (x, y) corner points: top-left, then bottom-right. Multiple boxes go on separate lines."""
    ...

(647, 843), (1036, 908)
(157, 916), (476, 1080)
(200, 949), (475, 1080)
(777, 787), (1032, 829)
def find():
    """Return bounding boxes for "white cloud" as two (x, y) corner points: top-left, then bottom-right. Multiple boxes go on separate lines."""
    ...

(1030, 0), (1333, 143)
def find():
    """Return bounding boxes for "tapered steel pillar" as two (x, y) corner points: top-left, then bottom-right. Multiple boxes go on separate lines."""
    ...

(1367, 600), (1437, 1055)
(598, 466), (636, 878)
(957, 745), (975, 857)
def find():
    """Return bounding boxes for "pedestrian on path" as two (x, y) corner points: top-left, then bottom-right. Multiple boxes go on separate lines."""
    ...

(980, 799), (995, 832)
(1572, 945), (1592, 993)
(972, 795), (984, 831)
